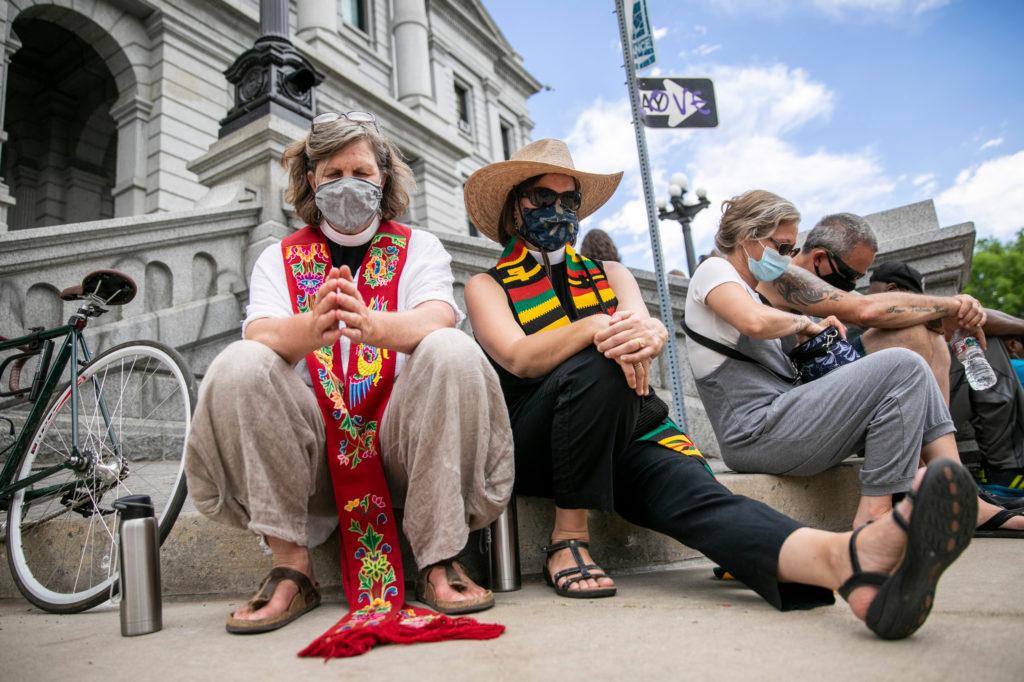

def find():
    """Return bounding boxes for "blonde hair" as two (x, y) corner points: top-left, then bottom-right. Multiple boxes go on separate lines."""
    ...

(715, 190), (800, 253)
(282, 120), (415, 226)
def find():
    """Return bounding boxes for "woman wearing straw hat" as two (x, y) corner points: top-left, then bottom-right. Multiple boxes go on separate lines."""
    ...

(462, 138), (977, 640)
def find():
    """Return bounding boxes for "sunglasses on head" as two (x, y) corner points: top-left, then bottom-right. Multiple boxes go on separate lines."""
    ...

(825, 250), (865, 281)
(764, 237), (800, 257)
(312, 111), (380, 132)
(518, 186), (583, 212)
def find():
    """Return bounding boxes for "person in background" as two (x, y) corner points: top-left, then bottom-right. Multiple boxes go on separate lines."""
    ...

(756, 214), (987, 404)
(579, 227), (621, 262)
(683, 190), (1022, 536)
(1008, 336), (1024, 386)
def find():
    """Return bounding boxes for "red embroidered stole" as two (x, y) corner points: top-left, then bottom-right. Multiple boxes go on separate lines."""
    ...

(281, 222), (503, 659)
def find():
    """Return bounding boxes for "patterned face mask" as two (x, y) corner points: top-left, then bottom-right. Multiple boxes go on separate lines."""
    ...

(314, 176), (382, 234)
(518, 204), (580, 252)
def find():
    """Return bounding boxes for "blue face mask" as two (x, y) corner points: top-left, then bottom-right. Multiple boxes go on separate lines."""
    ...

(744, 240), (792, 282)
(518, 205), (579, 252)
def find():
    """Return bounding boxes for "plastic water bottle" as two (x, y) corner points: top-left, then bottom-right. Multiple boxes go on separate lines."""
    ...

(950, 330), (997, 391)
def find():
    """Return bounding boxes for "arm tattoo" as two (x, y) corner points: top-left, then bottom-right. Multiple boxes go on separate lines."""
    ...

(793, 315), (812, 335)
(884, 305), (946, 315)
(773, 272), (842, 308)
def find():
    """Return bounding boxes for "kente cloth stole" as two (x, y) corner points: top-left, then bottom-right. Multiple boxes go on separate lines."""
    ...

(282, 222), (504, 659)
(489, 238), (708, 467)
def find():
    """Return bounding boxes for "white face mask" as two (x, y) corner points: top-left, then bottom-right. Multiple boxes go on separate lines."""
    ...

(313, 176), (383, 234)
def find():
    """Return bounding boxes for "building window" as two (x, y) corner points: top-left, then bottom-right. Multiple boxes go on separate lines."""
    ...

(467, 218), (479, 237)
(342, 0), (368, 33)
(500, 121), (513, 160)
(455, 82), (472, 133)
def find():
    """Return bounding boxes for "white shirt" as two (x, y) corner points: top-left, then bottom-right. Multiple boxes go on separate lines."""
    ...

(684, 256), (765, 380)
(243, 220), (464, 381)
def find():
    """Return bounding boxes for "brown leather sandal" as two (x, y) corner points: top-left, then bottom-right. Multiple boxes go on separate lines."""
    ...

(415, 559), (495, 615)
(225, 566), (321, 635)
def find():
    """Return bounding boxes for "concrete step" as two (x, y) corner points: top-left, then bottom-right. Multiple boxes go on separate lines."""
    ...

(0, 461), (862, 601)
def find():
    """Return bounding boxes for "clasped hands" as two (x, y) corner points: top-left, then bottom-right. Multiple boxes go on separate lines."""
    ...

(592, 310), (668, 396)
(307, 266), (378, 349)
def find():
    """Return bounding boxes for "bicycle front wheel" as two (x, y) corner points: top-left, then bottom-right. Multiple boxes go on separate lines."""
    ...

(6, 340), (196, 613)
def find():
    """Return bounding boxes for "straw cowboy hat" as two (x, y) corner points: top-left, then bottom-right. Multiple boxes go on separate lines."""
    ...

(464, 138), (623, 243)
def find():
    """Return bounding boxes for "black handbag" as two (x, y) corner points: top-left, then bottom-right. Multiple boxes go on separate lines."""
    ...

(787, 325), (861, 383)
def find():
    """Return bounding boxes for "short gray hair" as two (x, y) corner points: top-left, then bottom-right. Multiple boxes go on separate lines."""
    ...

(805, 213), (878, 257)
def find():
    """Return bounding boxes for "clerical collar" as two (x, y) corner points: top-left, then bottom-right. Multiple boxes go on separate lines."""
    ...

(526, 245), (566, 264)
(320, 216), (380, 246)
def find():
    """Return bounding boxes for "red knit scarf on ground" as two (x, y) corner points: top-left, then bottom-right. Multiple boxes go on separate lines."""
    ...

(281, 222), (504, 659)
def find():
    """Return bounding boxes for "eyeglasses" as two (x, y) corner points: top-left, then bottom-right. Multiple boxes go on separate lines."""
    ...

(826, 250), (865, 281)
(764, 237), (801, 257)
(311, 111), (380, 132)
(518, 186), (583, 212)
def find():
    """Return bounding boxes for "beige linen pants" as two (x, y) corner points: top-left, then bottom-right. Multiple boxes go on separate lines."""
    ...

(185, 328), (514, 569)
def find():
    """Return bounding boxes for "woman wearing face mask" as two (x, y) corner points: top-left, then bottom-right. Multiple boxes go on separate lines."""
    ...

(463, 142), (979, 642)
(184, 112), (515, 640)
(684, 189), (993, 530)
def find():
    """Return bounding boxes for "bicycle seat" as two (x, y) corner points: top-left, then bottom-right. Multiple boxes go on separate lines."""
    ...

(60, 269), (137, 306)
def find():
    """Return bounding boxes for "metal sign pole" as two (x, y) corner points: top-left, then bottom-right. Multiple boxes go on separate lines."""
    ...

(614, 0), (688, 430)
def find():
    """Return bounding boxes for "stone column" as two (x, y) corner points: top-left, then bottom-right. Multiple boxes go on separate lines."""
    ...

(393, 0), (433, 105)
(110, 95), (152, 217)
(0, 22), (21, 233)
(482, 78), (502, 161)
(297, 0), (338, 35)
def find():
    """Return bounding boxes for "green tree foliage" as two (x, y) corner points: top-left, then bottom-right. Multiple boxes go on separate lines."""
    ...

(965, 228), (1024, 318)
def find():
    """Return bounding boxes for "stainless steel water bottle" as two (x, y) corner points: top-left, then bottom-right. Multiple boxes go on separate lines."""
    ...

(489, 497), (521, 592)
(113, 494), (162, 636)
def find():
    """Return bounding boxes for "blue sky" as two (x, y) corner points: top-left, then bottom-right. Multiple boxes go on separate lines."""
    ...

(483, 0), (1024, 272)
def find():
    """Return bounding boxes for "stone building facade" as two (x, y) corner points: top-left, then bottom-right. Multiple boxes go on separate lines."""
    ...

(0, 0), (977, 458)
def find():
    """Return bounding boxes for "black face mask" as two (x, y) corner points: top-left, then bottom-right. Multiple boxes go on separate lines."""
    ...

(815, 261), (857, 292)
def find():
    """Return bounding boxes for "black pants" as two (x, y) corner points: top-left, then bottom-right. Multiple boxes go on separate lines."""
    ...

(950, 337), (1024, 472)
(507, 348), (834, 611)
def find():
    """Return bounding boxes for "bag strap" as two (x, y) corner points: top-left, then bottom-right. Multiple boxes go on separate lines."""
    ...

(681, 318), (796, 384)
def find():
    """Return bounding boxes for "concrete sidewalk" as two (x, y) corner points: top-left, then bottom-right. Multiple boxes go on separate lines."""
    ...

(0, 540), (1021, 682)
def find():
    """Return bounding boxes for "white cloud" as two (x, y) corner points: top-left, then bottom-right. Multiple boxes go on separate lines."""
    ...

(563, 64), (894, 272)
(912, 172), (937, 195)
(708, 0), (951, 18)
(980, 137), (1004, 151)
(936, 149), (1024, 240)
(691, 43), (722, 57)
(652, 26), (669, 40)
(812, 0), (951, 16)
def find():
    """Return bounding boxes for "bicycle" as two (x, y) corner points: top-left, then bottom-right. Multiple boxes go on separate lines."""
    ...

(0, 269), (196, 613)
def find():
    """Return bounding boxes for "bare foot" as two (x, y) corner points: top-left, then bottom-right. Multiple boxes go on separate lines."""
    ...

(425, 561), (490, 605)
(547, 534), (615, 594)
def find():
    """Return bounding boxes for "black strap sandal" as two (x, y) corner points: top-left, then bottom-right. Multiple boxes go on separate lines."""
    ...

(975, 508), (1024, 538)
(542, 539), (617, 599)
(839, 459), (977, 640)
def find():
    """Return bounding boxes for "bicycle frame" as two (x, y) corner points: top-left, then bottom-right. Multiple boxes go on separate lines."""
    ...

(0, 320), (107, 505)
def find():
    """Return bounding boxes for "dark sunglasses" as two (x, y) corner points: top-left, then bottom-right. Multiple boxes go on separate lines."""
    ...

(765, 237), (800, 257)
(518, 186), (583, 212)
(826, 250), (865, 281)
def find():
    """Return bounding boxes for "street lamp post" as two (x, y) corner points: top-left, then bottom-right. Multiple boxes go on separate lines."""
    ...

(657, 173), (710, 276)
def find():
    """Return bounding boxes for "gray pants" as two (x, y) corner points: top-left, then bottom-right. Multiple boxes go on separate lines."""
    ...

(184, 328), (515, 569)
(723, 348), (956, 496)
